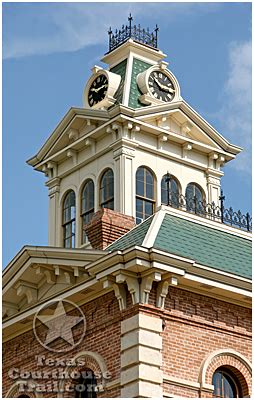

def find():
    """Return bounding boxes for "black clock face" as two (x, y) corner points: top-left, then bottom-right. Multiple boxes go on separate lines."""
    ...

(148, 71), (175, 102)
(88, 74), (108, 106)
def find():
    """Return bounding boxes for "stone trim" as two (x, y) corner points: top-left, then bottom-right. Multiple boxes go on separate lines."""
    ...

(199, 349), (252, 397)
(120, 313), (163, 397)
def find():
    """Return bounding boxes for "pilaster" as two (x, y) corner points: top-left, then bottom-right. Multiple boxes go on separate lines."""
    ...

(121, 313), (163, 398)
(113, 139), (136, 216)
(46, 178), (61, 246)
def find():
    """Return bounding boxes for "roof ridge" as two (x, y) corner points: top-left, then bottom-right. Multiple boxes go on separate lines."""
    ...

(106, 213), (155, 251)
(142, 209), (166, 248)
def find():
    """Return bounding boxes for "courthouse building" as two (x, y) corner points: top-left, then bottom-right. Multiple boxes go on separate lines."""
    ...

(3, 17), (252, 398)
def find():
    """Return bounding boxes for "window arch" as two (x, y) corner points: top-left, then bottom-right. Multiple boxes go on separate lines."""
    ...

(136, 166), (155, 224)
(161, 174), (180, 207)
(212, 367), (242, 398)
(74, 369), (97, 398)
(100, 169), (114, 210)
(81, 180), (95, 244)
(185, 182), (205, 214)
(63, 190), (76, 248)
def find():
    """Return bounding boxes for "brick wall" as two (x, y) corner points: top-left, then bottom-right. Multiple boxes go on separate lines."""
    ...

(3, 292), (122, 398)
(3, 286), (252, 398)
(84, 208), (135, 249)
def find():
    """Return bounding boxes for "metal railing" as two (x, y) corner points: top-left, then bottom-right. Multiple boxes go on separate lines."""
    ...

(164, 190), (252, 232)
(108, 14), (159, 53)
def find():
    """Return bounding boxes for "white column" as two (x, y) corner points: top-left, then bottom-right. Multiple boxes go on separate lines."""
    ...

(206, 174), (221, 206)
(121, 313), (163, 398)
(113, 146), (135, 216)
(46, 178), (60, 246)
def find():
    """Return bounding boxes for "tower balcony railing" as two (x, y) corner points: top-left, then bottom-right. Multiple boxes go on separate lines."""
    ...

(164, 190), (252, 232)
(108, 14), (159, 53)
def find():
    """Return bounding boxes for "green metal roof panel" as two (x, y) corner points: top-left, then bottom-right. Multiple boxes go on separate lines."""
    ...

(154, 214), (252, 279)
(128, 58), (152, 108)
(107, 215), (154, 252)
(110, 59), (127, 104)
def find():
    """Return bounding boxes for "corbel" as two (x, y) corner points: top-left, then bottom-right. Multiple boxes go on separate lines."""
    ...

(42, 164), (51, 178)
(106, 126), (117, 141)
(84, 138), (96, 153)
(14, 280), (38, 305)
(157, 115), (170, 129)
(53, 265), (74, 285)
(47, 161), (58, 177)
(102, 277), (127, 311)
(156, 275), (178, 308)
(66, 149), (78, 165)
(112, 122), (123, 137)
(115, 273), (139, 305)
(68, 129), (79, 142)
(157, 133), (168, 150)
(181, 121), (193, 136)
(130, 124), (140, 140)
(217, 155), (225, 168)
(156, 280), (169, 309)
(140, 272), (161, 304)
(34, 265), (56, 284)
(208, 152), (218, 169)
(182, 142), (193, 159)
(3, 301), (19, 317)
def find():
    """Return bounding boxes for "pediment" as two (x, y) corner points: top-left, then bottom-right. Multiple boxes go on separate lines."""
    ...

(27, 107), (109, 168)
(2, 246), (106, 323)
(134, 100), (242, 156)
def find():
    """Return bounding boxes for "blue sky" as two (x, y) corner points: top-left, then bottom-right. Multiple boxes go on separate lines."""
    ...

(3, 2), (252, 266)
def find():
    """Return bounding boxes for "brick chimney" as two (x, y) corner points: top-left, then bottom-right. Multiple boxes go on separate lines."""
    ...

(84, 208), (135, 250)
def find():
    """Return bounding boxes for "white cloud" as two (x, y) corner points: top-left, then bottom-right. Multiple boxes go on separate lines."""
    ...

(219, 40), (252, 173)
(3, 2), (221, 59)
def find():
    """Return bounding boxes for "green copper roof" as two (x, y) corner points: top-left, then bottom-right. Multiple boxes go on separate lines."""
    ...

(110, 59), (127, 103)
(128, 58), (152, 108)
(154, 214), (251, 279)
(107, 212), (251, 279)
(107, 215), (154, 252)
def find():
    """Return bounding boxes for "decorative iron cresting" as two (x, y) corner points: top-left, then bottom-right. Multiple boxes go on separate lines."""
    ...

(164, 177), (252, 232)
(108, 14), (159, 52)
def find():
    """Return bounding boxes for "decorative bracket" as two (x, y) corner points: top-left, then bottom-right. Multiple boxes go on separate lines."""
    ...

(68, 129), (79, 142)
(140, 272), (161, 304)
(14, 280), (38, 305)
(67, 149), (78, 165)
(102, 277), (127, 311)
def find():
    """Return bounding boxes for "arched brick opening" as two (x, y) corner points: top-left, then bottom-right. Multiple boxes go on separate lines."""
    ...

(58, 351), (108, 398)
(5, 380), (37, 398)
(199, 349), (252, 398)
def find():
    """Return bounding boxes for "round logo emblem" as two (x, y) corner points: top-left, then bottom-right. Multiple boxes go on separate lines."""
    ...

(33, 299), (86, 353)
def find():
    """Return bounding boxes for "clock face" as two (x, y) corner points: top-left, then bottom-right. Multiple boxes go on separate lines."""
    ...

(148, 71), (175, 102)
(88, 74), (108, 107)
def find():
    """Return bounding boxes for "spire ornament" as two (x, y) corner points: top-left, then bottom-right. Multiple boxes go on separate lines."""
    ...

(107, 15), (159, 52)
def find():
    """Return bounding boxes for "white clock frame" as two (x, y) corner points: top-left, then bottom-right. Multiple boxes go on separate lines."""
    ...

(137, 63), (181, 106)
(83, 66), (121, 110)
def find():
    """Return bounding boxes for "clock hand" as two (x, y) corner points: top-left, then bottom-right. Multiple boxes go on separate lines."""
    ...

(154, 77), (175, 93)
(160, 84), (175, 93)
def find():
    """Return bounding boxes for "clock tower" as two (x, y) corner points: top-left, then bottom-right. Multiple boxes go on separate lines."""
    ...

(3, 15), (252, 399)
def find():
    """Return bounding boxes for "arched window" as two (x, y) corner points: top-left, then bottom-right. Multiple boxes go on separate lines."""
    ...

(212, 368), (242, 398)
(136, 166), (155, 224)
(81, 180), (95, 244)
(161, 174), (179, 207)
(75, 369), (97, 398)
(185, 183), (204, 214)
(63, 190), (76, 248)
(100, 169), (114, 210)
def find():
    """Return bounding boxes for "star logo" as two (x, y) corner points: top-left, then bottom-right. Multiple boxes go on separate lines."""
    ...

(33, 299), (86, 353)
